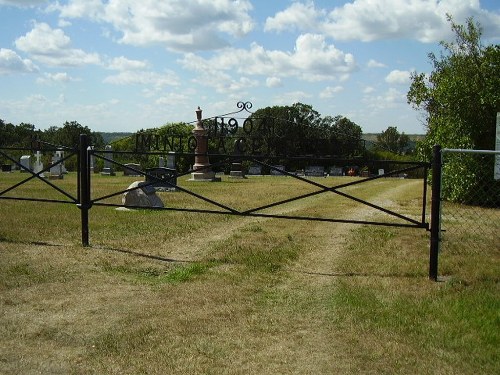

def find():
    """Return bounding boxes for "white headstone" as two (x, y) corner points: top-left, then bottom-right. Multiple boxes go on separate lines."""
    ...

(56, 151), (67, 174)
(33, 151), (45, 177)
(50, 152), (63, 179)
(20, 155), (31, 172)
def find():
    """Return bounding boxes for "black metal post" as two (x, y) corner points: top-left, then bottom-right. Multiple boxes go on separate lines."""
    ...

(429, 145), (442, 281)
(78, 134), (90, 247)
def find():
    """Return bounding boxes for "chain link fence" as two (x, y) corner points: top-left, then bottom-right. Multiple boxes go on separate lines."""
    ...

(440, 149), (500, 252)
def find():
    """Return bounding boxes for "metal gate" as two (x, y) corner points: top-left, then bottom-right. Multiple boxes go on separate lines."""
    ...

(1, 102), (438, 278)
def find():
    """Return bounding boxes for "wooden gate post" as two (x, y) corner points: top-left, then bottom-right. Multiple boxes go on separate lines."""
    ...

(429, 144), (442, 281)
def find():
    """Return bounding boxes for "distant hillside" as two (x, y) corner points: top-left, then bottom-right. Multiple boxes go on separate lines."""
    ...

(99, 132), (134, 144)
(362, 133), (425, 143)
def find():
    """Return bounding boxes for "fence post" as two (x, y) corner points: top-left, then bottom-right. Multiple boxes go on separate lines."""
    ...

(78, 134), (90, 247)
(429, 144), (442, 281)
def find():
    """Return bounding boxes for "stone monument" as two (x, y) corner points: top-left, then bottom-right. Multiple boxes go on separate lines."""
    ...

(190, 107), (220, 182)
(49, 152), (63, 179)
(33, 151), (45, 177)
(101, 145), (115, 176)
(122, 181), (164, 208)
(19, 155), (31, 172)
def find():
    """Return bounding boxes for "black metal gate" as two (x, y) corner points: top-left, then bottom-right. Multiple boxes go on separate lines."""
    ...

(1, 102), (441, 279)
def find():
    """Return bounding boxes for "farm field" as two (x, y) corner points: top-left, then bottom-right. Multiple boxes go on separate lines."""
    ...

(0, 173), (498, 374)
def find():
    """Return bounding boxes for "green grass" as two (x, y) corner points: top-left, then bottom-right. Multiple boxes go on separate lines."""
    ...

(0, 172), (498, 374)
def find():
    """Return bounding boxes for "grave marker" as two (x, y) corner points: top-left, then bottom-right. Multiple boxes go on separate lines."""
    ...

(101, 145), (115, 176)
(19, 155), (31, 172)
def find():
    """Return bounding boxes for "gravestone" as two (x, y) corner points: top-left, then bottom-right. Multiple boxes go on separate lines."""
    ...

(56, 151), (67, 174)
(49, 152), (63, 179)
(166, 152), (176, 170)
(123, 163), (142, 176)
(101, 145), (115, 176)
(229, 162), (246, 179)
(329, 166), (343, 176)
(20, 155), (31, 172)
(33, 151), (45, 177)
(270, 165), (285, 176)
(248, 165), (262, 175)
(378, 169), (385, 176)
(145, 167), (177, 191)
(305, 165), (325, 177)
(122, 181), (164, 208)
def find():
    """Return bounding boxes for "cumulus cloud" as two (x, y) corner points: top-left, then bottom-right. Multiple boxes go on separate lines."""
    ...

(103, 70), (180, 88)
(264, 1), (323, 33)
(319, 85), (344, 99)
(0, 48), (38, 74)
(15, 22), (100, 67)
(36, 72), (79, 84)
(48, 0), (255, 52)
(0, 0), (48, 7)
(266, 77), (282, 88)
(367, 59), (386, 68)
(385, 69), (411, 84)
(108, 56), (149, 71)
(364, 87), (406, 110)
(180, 33), (357, 84)
(265, 0), (500, 43)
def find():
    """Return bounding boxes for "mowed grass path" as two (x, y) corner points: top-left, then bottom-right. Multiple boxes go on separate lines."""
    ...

(0, 173), (498, 374)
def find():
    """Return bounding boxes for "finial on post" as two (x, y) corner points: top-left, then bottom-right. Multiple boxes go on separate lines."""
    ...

(195, 106), (203, 129)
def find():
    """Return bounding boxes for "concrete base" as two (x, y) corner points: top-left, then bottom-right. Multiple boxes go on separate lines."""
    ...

(189, 171), (221, 182)
(229, 171), (247, 179)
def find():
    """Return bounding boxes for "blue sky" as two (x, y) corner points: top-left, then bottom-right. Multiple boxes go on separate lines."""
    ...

(1, 0), (499, 134)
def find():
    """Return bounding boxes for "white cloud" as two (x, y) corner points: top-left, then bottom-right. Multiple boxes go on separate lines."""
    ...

(155, 92), (190, 106)
(273, 91), (312, 106)
(108, 56), (149, 71)
(266, 77), (282, 88)
(103, 69), (180, 88)
(265, 0), (500, 43)
(385, 69), (411, 85)
(367, 59), (386, 68)
(180, 34), (357, 84)
(319, 85), (344, 99)
(364, 87), (406, 110)
(0, 48), (38, 74)
(36, 72), (79, 84)
(363, 86), (375, 94)
(15, 22), (100, 67)
(49, 0), (255, 52)
(0, 0), (48, 7)
(264, 1), (323, 33)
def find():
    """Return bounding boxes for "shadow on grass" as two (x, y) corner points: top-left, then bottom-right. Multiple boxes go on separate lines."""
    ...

(288, 268), (426, 279)
(92, 245), (195, 264)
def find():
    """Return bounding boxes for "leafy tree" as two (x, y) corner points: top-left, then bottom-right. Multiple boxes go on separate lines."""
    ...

(41, 121), (104, 149)
(407, 17), (500, 205)
(322, 115), (364, 157)
(376, 126), (410, 154)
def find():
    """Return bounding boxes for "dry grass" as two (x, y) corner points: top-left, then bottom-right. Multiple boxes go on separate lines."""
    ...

(0, 172), (498, 374)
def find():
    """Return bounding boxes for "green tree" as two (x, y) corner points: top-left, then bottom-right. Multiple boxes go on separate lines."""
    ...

(407, 17), (500, 204)
(41, 121), (104, 148)
(322, 115), (364, 157)
(376, 126), (410, 154)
